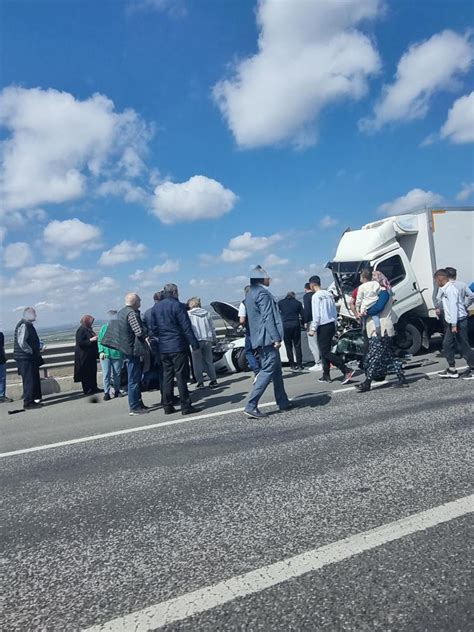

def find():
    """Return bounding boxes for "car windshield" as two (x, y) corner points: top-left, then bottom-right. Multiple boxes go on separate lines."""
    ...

(330, 261), (370, 293)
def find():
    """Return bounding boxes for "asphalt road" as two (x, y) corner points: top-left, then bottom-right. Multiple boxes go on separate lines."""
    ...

(1, 351), (473, 631)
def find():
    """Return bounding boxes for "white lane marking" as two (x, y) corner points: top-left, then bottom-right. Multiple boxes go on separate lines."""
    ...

(0, 365), (465, 459)
(83, 494), (474, 632)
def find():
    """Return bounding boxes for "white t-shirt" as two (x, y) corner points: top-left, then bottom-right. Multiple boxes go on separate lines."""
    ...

(238, 302), (246, 319)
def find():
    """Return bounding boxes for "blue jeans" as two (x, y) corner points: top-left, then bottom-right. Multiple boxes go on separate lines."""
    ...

(100, 357), (123, 395)
(0, 362), (6, 398)
(246, 345), (289, 411)
(245, 333), (261, 374)
(125, 355), (142, 411)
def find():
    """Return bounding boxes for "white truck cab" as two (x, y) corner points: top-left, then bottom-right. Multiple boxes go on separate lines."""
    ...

(329, 207), (474, 354)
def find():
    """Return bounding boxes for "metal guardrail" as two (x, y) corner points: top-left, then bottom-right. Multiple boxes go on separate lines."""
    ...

(5, 327), (231, 379)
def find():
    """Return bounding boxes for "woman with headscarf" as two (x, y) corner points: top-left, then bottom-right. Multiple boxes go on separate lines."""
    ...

(357, 271), (407, 392)
(74, 315), (99, 395)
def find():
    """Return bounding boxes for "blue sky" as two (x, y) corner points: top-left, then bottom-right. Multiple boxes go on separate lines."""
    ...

(1, 0), (473, 328)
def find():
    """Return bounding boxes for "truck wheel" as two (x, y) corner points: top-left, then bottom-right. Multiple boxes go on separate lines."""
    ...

(395, 322), (422, 355)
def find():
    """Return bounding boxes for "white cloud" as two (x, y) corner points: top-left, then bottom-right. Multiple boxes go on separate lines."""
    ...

(319, 214), (339, 229)
(440, 92), (474, 144)
(90, 276), (120, 294)
(43, 218), (102, 259)
(213, 0), (381, 148)
(3, 242), (33, 268)
(97, 179), (150, 204)
(33, 301), (62, 311)
(152, 175), (238, 224)
(362, 30), (473, 130)
(129, 259), (180, 288)
(0, 86), (153, 217)
(456, 182), (474, 201)
(264, 253), (288, 267)
(98, 240), (147, 266)
(378, 188), (443, 216)
(220, 231), (283, 263)
(127, 0), (186, 17)
(0, 227), (6, 245)
(1, 263), (90, 297)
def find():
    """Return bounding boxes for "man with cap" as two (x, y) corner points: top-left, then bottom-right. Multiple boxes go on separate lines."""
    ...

(243, 265), (293, 419)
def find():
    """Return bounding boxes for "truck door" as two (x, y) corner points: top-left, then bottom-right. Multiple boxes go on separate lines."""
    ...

(373, 250), (424, 320)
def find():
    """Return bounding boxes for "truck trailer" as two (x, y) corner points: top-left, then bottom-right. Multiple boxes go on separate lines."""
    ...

(328, 207), (474, 355)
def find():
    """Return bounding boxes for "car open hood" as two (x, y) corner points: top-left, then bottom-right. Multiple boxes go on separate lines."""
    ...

(211, 301), (240, 331)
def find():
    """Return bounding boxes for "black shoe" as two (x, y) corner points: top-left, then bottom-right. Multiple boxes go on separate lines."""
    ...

(103, 393), (111, 401)
(164, 406), (177, 415)
(129, 408), (149, 416)
(24, 402), (44, 409)
(318, 375), (331, 383)
(357, 381), (371, 393)
(209, 380), (218, 389)
(139, 403), (150, 410)
(181, 406), (201, 416)
(196, 382), (205, 389)
(0, 396), (13, 403)
(114, 391), (126, 398)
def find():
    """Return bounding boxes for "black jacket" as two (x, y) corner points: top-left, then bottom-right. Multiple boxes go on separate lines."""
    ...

(150, 297), (199, 354)
(0, 332), (6, 365)
(74, 326), (98, 382)
(302, 291), (313, 325)
(278, 297), (304, 328)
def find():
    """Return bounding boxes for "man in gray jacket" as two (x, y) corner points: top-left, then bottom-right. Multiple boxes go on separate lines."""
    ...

(244, 266), (293, 419)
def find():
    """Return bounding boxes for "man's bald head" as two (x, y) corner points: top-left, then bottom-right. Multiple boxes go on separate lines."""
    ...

(125, 293), (141, 308)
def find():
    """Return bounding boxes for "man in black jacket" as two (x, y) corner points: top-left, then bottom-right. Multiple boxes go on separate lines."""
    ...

(151, 283), (200, 415)
(278, 291), (304, 370)
(0, 330), (13, 403)
(13, 307), (43, 409)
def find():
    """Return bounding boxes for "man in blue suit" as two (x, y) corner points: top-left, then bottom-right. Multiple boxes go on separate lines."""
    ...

(244, 266), (293, 419)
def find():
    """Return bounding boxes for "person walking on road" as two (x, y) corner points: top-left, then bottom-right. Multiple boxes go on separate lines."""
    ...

(244, 266), (293, 419)
(238, 286), (261, 376)
(303, 282), (321, 371)
(74, 315), (100, 395)
(188, 297), (218, 389)
(0, 330), (13, 403)
(103, 293), (149, 415)
(435, 269), (474, 380)
(151, 283), (200, 415)
(98, 310), (124, 401)
(308, 275), (354, 385)
(278, 291), (304, 370)
(13, 307), (44, 409)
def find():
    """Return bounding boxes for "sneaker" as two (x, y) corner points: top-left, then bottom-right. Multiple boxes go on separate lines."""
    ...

(309, 363), (322, 372)
(341, 370), (355, 385)
(438, 368), (459, 379)
(244, 408), (267, 419)
(296, 365), (306, 372)
(103, 393), (111, 401)
(196, 382), (205, 389)
(24, 402), (44, 410)
(461, 370), (474, 380)
(114, 391), (126, 398)
(209, 380), (218, 389)
(129, 408), (149, 415)
(318, 375), (331, 383)
(0, 396), (13, 403)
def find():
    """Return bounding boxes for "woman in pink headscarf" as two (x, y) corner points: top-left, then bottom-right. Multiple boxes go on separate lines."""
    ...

(74, 314), (99, 395)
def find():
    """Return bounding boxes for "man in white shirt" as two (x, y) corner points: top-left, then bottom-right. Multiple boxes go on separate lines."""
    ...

(308, 275), (354, 385)
(435, 269), (474, 379)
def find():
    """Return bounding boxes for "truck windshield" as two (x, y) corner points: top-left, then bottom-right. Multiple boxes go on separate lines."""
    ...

(329, 261), (370, 293)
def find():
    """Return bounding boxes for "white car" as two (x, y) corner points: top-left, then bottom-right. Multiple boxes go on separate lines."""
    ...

(211, 301), (313, 374)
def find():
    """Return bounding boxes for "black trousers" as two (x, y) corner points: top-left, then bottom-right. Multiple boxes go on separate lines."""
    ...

(283, 324), (302, 367)
(17, 359), (42, 406)
(161, 351), (191, 409)
(443, 318), (474, 368)
(317, 322), (347, 377)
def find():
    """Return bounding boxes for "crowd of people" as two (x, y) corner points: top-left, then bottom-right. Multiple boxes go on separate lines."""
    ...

(2, 264), (473, 414)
